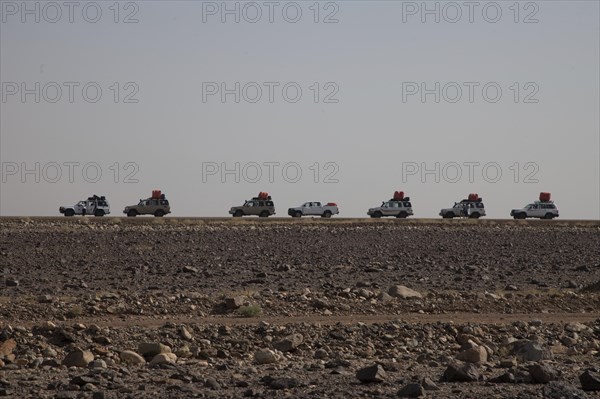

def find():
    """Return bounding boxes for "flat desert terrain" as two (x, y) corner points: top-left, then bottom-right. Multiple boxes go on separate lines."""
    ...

(0, 217), (599, 398)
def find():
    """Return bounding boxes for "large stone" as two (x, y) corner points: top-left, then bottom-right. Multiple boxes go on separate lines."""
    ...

(255, 349), (278, 365)
(580, 370), (600, 391)
(149, 352), (177, 365)
(273, 334), (303, 352)
(456, 345), (487, 363)
(180, 326), (193, 341)
(490, 372), (516, 384)
(224, 296), (245, 310)
(119, 350), (146, 365)
(356, 364), (386, 383)
(509, 340), (553, 362)
(565, 323), (589, 333)
(0, 339), (16, 358)
(138, 343), (171, 358)
(388, 285), (422, 299)
(269, 377), (300, 390)
(443, 361), (480, 382)
(529, 363), (559, 384)
(63, 349), (94, 367)
(397, 383), (425, 397)
(421, 377), (440, 391)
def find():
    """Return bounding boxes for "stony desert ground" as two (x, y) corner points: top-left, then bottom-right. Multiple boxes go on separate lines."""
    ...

(0, 217), (599, 398)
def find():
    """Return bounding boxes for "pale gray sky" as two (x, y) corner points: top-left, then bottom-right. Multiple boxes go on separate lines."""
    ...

(1, 1), (599, 218)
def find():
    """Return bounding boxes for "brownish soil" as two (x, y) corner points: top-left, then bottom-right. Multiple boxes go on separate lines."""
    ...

(0, 217), (599, 398)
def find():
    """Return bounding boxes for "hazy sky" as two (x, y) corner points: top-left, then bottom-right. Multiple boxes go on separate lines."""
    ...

(1, 1), (599, 218)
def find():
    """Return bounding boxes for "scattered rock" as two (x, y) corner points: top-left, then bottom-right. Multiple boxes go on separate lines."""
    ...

(579, 369), (600, 391)
(149, 352), (177, 365)
(119, 350), (146, 365)
(5, 278), (18, 287)
(0, 339), (16, 358)
(255, 349), (278, 365)
(225, 296), (245, 310)
(138, 343), (171, 358)
(529, 363), (559, 384)
(397, 383), (425, 397)
(63, 349), (94, 367)
(269, 377), (300, 390)
(179, 326), (193, 341)
(543, 381), (589, 399)
(273, 333), (303, 352)
(443, 361), (480, 382)
(509, 340), (553, 362)
(456, 345), (487, 363)
(490, 372), (516, 384)
(421, 377), (440, 391)
(388, 285), (422, 299)
(356, 364), (386, 383)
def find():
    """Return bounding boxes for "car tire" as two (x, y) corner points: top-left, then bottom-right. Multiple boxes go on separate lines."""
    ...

(469, 213), (480, 219)
(94, 210), (105, 217)
(543, 213), (554, 220)
(322, 211), (332, 218)
(443, 212), (454, 219)
(65, 209), (75, 217)
(154, 210), (165, 217)
(259, 211), (270, 218)
(127, 210), (137, 217)
(294, 211), (302, 218)
(233, 210), (243, 217)
(372, 211), (382, 219)
(397, 212), (408, 219)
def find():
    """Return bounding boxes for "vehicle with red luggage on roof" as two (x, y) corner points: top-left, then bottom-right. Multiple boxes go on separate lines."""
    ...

(510, 192), (559, 219)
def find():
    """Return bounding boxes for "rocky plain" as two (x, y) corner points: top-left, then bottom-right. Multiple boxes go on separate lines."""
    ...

(0, 217), (599, 398)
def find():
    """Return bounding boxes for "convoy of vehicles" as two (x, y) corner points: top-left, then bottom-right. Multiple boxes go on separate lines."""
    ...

(59, 191), (562, 219)
(367, 191), (413, 218)
(229, 192), (276, 218)
(59, 195), (110, 217)
(439, 193), (486, 219)
(124, 190), (171, 217)
(510, 192), (559, 219)
(288, 202), (339, 218)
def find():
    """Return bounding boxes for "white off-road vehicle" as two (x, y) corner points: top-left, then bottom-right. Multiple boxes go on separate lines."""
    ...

(440, 195), (485, 219)
(288, 202), (339, 218)
(59, 195), (110, 217)
(368, 198), (414, 218)
(511, 201), (559, 219)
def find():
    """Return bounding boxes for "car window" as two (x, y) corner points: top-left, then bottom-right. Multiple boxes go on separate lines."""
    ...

(266, 201), (273, 206)
(404, 202), (411, 207)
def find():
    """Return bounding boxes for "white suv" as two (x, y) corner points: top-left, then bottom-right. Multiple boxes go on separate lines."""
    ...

(440, 199), (486, 219)
(368, 199), (414, 218)
(511, 201), (559, 219)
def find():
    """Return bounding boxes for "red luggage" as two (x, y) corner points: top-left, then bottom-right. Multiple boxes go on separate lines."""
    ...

(468, 193), (479, 201)
(152, 190), (162, 199)
(539, 192), (551, 202)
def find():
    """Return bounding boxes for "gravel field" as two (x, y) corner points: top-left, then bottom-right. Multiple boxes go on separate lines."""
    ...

(0, 217), (599, 398)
